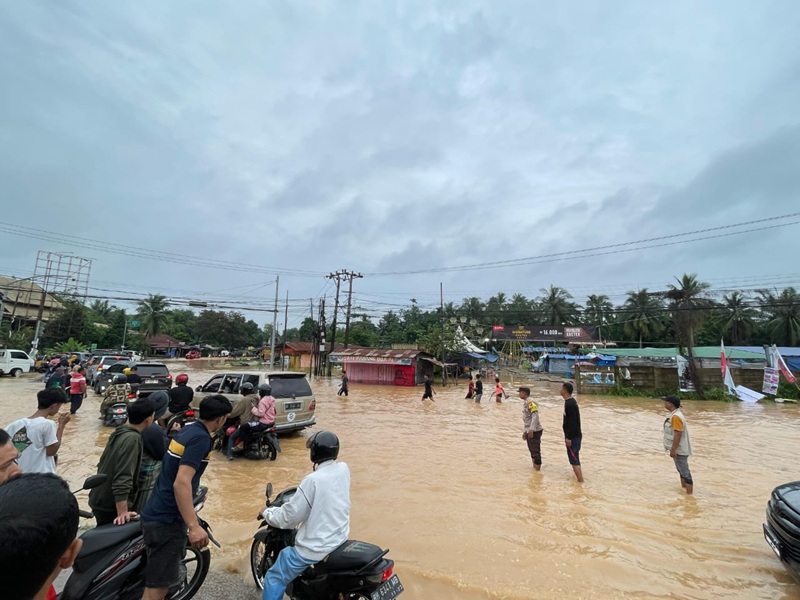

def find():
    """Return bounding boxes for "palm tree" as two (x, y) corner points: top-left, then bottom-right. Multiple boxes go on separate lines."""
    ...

(89, 299), (114, 321)
(760, 287), (800, 345)
(717, 292), (757, 344)
(584, 294), (614, 342)
(136, 294), (170, 338)
(539, 285), (580, 325)
(665, 273), (712, 395)
(621, 289), (665, 347)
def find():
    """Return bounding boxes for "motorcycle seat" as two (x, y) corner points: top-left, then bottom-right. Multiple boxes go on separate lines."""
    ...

(317, 540), (386, 574)
(78, 520), (142, 558)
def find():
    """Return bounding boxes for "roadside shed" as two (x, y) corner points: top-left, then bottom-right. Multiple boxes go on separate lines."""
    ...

(329, 348), (434, 386)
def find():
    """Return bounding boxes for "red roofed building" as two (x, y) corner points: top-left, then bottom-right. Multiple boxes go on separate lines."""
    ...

(329, 347), (436, 386)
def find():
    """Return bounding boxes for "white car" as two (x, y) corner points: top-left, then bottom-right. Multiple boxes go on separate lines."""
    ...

(0, 349), (34, 377)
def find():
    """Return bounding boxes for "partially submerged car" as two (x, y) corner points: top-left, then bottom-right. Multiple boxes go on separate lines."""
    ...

(764, 481), (800, 583)
(193, 371), (315, 434)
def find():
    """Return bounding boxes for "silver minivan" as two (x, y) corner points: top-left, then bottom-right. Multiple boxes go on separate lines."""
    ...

(194, 371), (316, 434)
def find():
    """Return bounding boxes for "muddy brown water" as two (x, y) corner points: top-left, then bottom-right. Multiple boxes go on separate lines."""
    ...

(3, 366), (800, 600)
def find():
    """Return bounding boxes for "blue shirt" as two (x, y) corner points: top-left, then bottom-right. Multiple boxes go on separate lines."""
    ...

(141, 421), (212, 524)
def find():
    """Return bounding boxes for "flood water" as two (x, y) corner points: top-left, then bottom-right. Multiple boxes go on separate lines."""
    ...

(3, 365), (800, 600)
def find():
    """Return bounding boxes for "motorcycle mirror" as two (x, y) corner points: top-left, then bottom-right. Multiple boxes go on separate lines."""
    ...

(82, 474), (108, 490)
(195, 385), (202, 392)
(266, 483), (273, 498)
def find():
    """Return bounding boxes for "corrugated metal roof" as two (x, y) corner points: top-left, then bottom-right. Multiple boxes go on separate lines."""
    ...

(331, 348), (429, 359)
(602, 346), (765, 360)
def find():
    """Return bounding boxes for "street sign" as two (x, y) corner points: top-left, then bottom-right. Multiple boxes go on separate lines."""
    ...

(129, 320), (140, 328)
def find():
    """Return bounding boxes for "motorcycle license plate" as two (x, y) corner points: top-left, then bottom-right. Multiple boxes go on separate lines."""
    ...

(765, 529), (782, 559)
(284, 401), (302, 411)
(145, 379), (158, 384)
(371, 574), (404, 600)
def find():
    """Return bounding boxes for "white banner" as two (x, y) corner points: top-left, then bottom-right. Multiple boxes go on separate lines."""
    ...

(763, 367), (780, 395)
(677, 355), (695, 392)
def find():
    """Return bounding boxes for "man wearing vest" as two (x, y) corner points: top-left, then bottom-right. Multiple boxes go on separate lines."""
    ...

(663, 396), (693, 495)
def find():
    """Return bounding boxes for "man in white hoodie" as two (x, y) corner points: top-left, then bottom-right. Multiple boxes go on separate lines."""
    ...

(261, 430), (350, 600)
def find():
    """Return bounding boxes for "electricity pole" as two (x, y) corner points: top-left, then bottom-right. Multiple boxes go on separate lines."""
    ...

(343, 271), (363, 347)
(269, 276), (279, 369)
(326, 274), (342, 376)
(440, 282), (446, 386)
(281, 290), (289, 370)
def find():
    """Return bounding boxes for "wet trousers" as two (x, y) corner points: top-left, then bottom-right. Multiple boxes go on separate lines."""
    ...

(526, 430), (543, 465)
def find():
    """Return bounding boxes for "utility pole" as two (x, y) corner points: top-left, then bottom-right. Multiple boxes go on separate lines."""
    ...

(269, 276), (279, 369)
(343, 271), (363, 347)
(281, 290), (289, 370)
(319, 297), (327, 377)
(326, 274), (342, 376)
(440, 282), (446, 386)
(309, 298), (314, 377)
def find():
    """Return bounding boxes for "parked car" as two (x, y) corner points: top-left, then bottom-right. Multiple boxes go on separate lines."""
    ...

(86, 355), (128, 386)
(0, 349), (34, 377)
(764, 481), (800, 583)
(186, 350), (201, 360)
(193, 371), (316, 434)
(93, 360), (134, 394)
(135, 362), (173, 396)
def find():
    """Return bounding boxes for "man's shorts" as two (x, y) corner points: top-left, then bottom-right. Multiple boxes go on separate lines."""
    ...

(142, 519), (187, 588)
(566, 436), (582, 466)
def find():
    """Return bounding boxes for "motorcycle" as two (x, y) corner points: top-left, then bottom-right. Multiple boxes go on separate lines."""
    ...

(102, 393), (137, 427)
(250, 483), (404, 600)
(166, 408), (198, 436)
(213, 421), (280, 461)
(60, 478), (217, 600)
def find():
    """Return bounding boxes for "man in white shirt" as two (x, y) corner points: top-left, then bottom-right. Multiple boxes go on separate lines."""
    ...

(261, 430), (351, 600)
(5, 388), (70, 474)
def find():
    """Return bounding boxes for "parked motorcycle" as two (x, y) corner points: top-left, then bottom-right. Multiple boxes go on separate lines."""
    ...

(250, 483), (403, 600)
(60, 481), (216, 600)
(166, 408), (198, 436)
(213, 422), (280, 461)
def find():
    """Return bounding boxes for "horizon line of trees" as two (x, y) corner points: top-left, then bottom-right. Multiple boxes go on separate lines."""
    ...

(25, 275), (800, 356)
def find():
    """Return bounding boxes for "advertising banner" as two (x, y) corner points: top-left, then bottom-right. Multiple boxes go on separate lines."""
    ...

(491, 325), (597, 342)
(762, 367), (780, 395)
(676, 355), (695, 392)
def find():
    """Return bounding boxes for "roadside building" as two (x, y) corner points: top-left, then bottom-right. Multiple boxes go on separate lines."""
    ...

(329, 348), (436, 386)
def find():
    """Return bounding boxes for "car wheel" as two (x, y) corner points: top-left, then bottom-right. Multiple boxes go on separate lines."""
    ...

(10, 369), (21, 378)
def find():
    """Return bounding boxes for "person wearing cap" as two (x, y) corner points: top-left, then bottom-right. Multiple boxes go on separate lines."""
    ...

(519, 387), (543, 471)
(663, 395), (693, 494)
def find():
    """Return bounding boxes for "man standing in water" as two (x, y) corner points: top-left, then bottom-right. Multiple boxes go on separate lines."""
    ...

(561, 382), (583, 482)
(474, 373), (483, 403)
(663, 396), (692, 494)
(520, 387), (543, 471)
(421, 374), (436, 401)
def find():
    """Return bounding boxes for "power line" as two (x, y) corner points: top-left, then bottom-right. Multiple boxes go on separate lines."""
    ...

(365, 212), (800, 276)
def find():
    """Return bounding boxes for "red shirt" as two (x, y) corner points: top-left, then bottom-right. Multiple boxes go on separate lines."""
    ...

(70, 374), (86, 395)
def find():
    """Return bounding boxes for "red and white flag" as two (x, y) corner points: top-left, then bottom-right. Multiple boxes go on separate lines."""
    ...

(772, 346), (797, 385)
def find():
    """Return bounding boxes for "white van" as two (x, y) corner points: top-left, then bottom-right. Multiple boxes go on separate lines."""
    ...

(0, 349), (34, 377)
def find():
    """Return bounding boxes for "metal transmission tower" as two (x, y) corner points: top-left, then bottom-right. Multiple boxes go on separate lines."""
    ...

(31, 251), (92, 355)
(324, 270), (363, 376)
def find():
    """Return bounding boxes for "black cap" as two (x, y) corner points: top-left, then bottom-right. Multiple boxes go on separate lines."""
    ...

(663, 395), (680, 408)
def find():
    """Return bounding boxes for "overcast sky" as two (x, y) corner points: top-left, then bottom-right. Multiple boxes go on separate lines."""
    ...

(1, 1), (799, 328)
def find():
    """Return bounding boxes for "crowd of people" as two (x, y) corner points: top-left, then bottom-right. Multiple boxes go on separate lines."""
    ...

(0, 369), (694, 600)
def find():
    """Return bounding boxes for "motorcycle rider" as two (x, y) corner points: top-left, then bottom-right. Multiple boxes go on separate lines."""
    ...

(164, 373), (193, 424)
(260, 431), (351, 600)
(99, 373), (133, 418)
(227, 383), (274, 461)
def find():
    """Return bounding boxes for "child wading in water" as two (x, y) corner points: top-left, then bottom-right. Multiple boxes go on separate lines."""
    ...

(493, 377), (506, 403)
(421, 374), (436, 401)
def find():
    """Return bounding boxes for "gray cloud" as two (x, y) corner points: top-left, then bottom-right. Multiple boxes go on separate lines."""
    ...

(1, 0), (799, 326)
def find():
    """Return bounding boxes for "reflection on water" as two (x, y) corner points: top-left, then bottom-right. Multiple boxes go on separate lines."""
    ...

(3, 367), (800, 599)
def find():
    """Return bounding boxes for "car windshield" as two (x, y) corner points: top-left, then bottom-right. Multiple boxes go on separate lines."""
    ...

(137, 365), (169, 376)
(268, 375), (312, 398)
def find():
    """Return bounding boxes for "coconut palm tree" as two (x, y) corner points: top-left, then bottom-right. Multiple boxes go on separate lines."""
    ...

(89, 299), (114, 321)
(621, 289), (665, 347)
(666, 274), (712, 395)
(539, 286), (580, 325)
(136, 294), (170, 338)
(717, 291), (757, 345)
(760, 287), (800, 345)
(584, 294), (614, 342)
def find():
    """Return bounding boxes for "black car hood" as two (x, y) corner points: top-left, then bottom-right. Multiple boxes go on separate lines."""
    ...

(773, 482), (800, 510)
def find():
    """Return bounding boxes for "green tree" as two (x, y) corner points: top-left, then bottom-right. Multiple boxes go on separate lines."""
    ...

(347, 317), (380, 347)
(164, 309), (197, 341)
(88, 299), (115, 322)
(298, 317), (319, 342)
(621, 289), (666, 347)
(666, 274), (712, 395)
(761, 287), (800, 345)
(539, 286), (580, 325)
(136, 294), (169, 337)
(717, 292), (758, 345)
